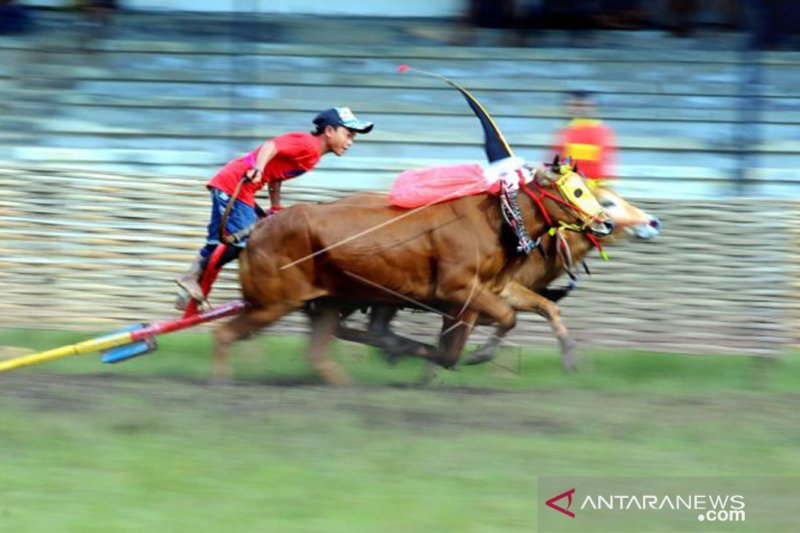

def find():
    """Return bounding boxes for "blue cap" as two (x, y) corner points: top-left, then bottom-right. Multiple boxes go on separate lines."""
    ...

(313, 107), (374, 134)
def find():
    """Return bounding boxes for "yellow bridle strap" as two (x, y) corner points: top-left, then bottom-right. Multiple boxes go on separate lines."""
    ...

(553, 170), (605, 223)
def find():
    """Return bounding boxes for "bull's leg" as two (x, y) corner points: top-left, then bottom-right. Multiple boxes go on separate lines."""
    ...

(307, 303), (351, 386)
(336, 324), (437, 362)
(336, 325), (387, 348)
(508, 282), (577, 371)
(433, 281), (517, 367)
(463, 330), (505, 366)
(334, 304), (438, 362)
(369, 304), (441, 361)
(213, 304), (291, 381)
(436, 308), (480, 368)
(411, 308), (479, 385)
(466, 281), (577, 370)
(368, 304), (398, 336)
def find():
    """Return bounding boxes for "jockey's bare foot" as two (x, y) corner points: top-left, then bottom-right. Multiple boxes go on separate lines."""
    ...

(175, 277), (205, 303)
(175, 256), (206, 302)
(174, 290), (190, 311)
(175, 290), (209, 313)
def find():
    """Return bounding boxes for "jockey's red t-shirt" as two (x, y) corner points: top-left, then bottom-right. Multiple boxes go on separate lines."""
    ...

(554, 119), (617, 181)
(207, 132), (323, 207)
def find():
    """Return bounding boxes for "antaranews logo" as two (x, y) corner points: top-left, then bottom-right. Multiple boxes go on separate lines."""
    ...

(545, 487), (746, 522)
(539, 477), (795, 533)
(546, 488), (576, 518)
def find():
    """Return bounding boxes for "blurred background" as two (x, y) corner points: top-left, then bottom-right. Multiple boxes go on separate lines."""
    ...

(1, 2), (799, 532)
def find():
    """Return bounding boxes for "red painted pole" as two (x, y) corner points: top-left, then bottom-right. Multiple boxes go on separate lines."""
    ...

(131, 300), (246, 341)
(133, 299), (246, 341)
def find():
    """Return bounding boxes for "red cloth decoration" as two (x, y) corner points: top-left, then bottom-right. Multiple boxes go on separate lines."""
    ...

(388, 164), (500, 208)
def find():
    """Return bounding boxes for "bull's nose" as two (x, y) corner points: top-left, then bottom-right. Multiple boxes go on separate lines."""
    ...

(649, 216), (662, 232)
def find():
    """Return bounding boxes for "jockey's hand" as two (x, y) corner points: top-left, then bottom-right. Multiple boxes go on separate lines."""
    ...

(245, 167), (263, 184)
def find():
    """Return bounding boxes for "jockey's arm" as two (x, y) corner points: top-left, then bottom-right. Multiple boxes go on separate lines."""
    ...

(268, 180), (282, 209)
(245, 140), (278, 184)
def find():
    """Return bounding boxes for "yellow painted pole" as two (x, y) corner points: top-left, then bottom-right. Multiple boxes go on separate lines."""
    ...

(0, 332), (132, 373)
(0, 300), (246, 374)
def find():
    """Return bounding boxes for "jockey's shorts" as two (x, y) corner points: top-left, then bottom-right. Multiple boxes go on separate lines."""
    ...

(206, 187), (258, 248)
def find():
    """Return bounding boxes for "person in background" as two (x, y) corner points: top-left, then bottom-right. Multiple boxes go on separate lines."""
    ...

(553, 90), (618, 187)
(175, 107), (373, 309)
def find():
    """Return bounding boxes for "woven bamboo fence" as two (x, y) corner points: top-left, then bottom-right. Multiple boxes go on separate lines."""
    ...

(0, 165), (796, 357)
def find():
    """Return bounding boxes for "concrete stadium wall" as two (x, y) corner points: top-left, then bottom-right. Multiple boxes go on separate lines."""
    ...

(0, 165), (794, 358)
(5, 27), (800, 200)
(16, 0), (464, 17)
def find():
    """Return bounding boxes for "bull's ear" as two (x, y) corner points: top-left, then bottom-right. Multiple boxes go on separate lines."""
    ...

(573, 163), (579, 173)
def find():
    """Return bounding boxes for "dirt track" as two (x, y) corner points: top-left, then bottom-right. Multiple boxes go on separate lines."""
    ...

(2, 372), (797, 439)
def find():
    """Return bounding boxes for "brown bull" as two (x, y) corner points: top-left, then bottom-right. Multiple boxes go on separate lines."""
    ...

(213, 164), (612, 384)
(464, 186), (661, 368)
(336, 187), (661, 371)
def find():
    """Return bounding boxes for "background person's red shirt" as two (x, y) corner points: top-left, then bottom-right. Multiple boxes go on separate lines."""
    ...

(554, 119), (617, 181)
(207, 132), (323, 207)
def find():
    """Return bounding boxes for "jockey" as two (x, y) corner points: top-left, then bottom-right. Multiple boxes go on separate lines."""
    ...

(175, 107), (374, 308)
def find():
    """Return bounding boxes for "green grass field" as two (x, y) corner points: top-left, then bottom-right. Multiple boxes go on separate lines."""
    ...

(0, 329), (798, 532)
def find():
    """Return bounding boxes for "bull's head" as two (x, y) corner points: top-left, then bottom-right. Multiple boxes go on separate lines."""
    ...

(527, 159), (614, 238)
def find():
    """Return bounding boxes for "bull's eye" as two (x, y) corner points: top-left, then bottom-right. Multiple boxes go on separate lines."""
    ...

(574, 188), (584, 198)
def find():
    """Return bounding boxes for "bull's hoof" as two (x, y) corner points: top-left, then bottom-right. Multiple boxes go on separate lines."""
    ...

(381, 337), (437, 365)
(418, 363), (439, 386)
(380, 336), (410, 365)
(463, 346), (497, 366)
(209, 372), (235, 386)
(432, 356), (459, 370)
(560, 338), (578, 372)
(317, 363), (352, 387)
